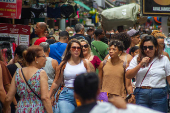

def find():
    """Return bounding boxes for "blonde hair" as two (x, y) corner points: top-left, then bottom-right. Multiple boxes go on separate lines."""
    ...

(151, 30), (166, 39)
(78, 39), (93, 55)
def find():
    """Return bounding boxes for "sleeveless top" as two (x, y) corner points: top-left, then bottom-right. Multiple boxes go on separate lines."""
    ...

(64, 60), (87, 87)
(43, 57), (55, 90)
(90, 56), (101, 70)
(101, 59), (126, 98)
(108, 54), (128, 67)
(15, 68), (46, 113)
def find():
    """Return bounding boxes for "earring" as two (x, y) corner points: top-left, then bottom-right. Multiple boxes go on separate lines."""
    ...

(118, 54), (121, 57)
(36, 61), (38, 64)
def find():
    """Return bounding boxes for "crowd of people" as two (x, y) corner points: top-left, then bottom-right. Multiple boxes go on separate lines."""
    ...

(0, 21), (170, 113)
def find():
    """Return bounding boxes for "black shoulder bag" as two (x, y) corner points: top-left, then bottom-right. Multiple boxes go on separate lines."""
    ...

(21, 69), (41, 100)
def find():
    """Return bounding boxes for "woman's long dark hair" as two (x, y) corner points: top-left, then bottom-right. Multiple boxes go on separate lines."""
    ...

(137, 35), (162, 64)
(59, 39), (84, 73)
(62, 39), (84, 62)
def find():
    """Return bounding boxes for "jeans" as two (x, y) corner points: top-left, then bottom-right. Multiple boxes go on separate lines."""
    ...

(134, 87), (167, 113)
(58, 87), (77, 113)
(53, 92), (59, 113)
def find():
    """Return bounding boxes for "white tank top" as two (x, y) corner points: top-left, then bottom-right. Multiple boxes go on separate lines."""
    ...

(64, 60), (87, 87)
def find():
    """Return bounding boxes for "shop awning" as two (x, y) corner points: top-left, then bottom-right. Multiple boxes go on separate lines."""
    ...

(74, 1), (91, 11)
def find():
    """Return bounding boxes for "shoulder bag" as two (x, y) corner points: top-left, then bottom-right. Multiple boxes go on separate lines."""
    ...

(128, 59), (157, 103)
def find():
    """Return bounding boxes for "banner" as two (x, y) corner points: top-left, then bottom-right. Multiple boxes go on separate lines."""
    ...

(142, 0), (170, 16)
(0, 0), (22, 19)
(0, 24), (30, 46)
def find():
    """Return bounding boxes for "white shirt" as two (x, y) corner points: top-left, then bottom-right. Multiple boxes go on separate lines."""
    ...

(126, 55), (170, 88)
(64, 60), (87, 87)
(90, 102), (161, 113)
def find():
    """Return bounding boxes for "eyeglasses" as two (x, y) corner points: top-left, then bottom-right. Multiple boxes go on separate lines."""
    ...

(71, 46), (81, 51)
(81, 44), (88, 48)
(143, 46), (153, 50)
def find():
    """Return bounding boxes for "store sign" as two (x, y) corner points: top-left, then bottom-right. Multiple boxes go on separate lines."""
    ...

(142, 0), (170, 16)
(0, 0), (22, 19)
(0, 24), (30, 46)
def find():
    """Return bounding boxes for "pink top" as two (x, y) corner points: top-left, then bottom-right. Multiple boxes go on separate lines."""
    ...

(90, 56), (101, 70)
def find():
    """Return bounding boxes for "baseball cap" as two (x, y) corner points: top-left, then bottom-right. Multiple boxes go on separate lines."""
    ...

(127, 29), (139, 37)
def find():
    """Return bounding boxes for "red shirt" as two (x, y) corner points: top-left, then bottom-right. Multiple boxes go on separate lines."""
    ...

(34, 37), (47, 45)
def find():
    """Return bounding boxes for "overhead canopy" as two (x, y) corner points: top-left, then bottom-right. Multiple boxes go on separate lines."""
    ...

(74, 1), (91, 11)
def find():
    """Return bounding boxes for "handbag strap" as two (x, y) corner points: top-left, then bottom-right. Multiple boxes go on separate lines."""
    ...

(123, 64), (128, 95)
(139, 58), (157, 87)
(21, 69), (41, 100)
(91, 43), (105, 60)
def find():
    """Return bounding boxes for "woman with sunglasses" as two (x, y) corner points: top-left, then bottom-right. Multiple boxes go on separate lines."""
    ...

(49, 39), (95, 113)
(79, 39), (101, 70)
(126, 35), (170, 113)
(99, 40), (133, 100)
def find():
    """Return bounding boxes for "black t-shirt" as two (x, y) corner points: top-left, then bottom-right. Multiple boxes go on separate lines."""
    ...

(100, 36), (108, 45)
(7, 63), (22, 102)
(73, 102), (97, 113)
(7, 63), (22, 113)
(69, 34), (91, 46)
(7, 64), (18, 77)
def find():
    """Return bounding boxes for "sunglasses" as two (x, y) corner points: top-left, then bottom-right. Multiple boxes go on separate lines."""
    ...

(71, 46), (81, 51)
(143, 46), (153, 50)
(81, 44), (89, 48)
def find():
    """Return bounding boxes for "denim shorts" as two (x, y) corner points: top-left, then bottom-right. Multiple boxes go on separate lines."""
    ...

(134, 87), (167, 113)
(58, 87), (77, 113)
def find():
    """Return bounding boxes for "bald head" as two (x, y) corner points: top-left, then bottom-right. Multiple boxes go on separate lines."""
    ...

(65, 27), (71, 32)
(35, 22), (47, 36)
(38, 22), (47, 32)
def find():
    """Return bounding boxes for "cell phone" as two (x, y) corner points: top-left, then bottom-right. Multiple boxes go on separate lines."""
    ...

(125, 94), (132, 102)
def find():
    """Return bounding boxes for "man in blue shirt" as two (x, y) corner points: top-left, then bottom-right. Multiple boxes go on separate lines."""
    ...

(49, 31), (69, 64)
